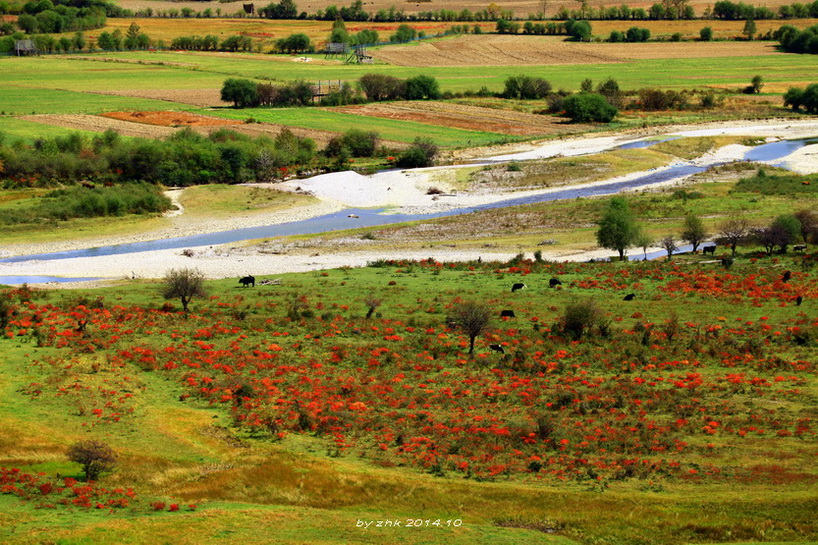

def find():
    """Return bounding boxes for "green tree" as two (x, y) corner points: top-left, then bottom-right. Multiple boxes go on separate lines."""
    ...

(162, 268), (206, 312)
(681, 213), (708, 252)
(221, 78), (260, 108)
(72, 30), (86, 51)
(276, 33), (312, 53)
(699, 26), (713, 41)
(329, 18), (348, 43)
(634, 230), (653, 260)
(751, 75), (764, 93)
(742, 18), (756, 40)
(596, 197), (639, 260)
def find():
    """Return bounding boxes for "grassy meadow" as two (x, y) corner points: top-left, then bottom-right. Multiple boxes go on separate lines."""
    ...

(1, 246), (818, 544)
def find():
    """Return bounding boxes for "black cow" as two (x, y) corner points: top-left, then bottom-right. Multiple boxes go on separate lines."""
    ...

(511, 283), (527, 292)
(239, 275), (255, 287)
(500, 310), (515, 318)
(489, 344), (505, 354)
(623, 293), (636, 301)
(549, 278), (562, 288)
(702, 245), (716, 255)
(782, 271), (792, 283)
(797, 295), (803, 306)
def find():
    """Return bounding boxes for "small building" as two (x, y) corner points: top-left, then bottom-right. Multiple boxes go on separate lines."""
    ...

(15, 40), (37, 56)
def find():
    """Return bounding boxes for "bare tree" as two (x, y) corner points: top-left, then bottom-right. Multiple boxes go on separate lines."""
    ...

(794, 209), (818, 247)
(635, 231), (653, 261)
(67, 439), (117, 481)
(717, 217), (751, 256)
(162, 268), (206, 312)
(447, 301), (492, 356)
(661, 235), (678, 260)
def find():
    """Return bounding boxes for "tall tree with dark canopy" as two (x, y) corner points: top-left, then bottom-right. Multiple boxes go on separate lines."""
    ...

(596, 197), (639, 261)
(681, 213), (708, 252)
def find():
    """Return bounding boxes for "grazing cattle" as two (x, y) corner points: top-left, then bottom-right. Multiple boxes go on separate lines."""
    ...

(549, 278), (562, 288)
(500, 310), (515, 318)
(489, 344), (505, 354)
(623, 293), (636, 301)
(782, 271), (792, 282)
(239, 275), (255, 287)
(797, 295), (803, 306)
(511, 283), (527, 292)
(794, 244), (807, 252)
(702, 245), (716, 255)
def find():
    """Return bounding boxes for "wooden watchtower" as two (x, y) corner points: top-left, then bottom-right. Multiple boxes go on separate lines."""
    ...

(346, 44), (372, 64)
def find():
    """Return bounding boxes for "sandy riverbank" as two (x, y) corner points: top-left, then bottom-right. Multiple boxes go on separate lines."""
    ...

(2, 118), (818, 285)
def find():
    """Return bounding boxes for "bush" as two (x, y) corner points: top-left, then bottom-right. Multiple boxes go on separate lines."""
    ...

(67, 440), (117, 482)
(784, 84), (818, 113)
(325, 129), (379, 158)
(608, 30), (624, 42)
(404, 75), (441, 100)
(561, 93), (617, 123)
(700, 26), (713, 41)
(625, 27), (650, 42)
(390, 24), (416, 43)
(396, 137), (438, 168)
(359, 73), (405, 101)
(636, 88), (688, 110)
(566, 19), (592, 41)
(558, 298), (603, 340)
(503, 75), (552, 99)
(276, 33), (313, 53)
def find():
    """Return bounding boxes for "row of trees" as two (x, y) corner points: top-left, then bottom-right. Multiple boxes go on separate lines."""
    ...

(6, 0), (818, 23)
(0, 127), (319, 187)
(1, 0), (113, 34)
(777, 24), (818, 53)
(595, 197), (818, 260)
(220, 74), (443, 109)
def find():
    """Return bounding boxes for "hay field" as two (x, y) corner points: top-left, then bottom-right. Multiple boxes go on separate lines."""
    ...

(371, 34), (782, 66)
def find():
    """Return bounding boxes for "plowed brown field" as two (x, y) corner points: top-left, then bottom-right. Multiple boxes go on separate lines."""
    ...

(100, 110), (240, 127)
(372, 35), (782, 67)
(333, 102), (585, 136)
